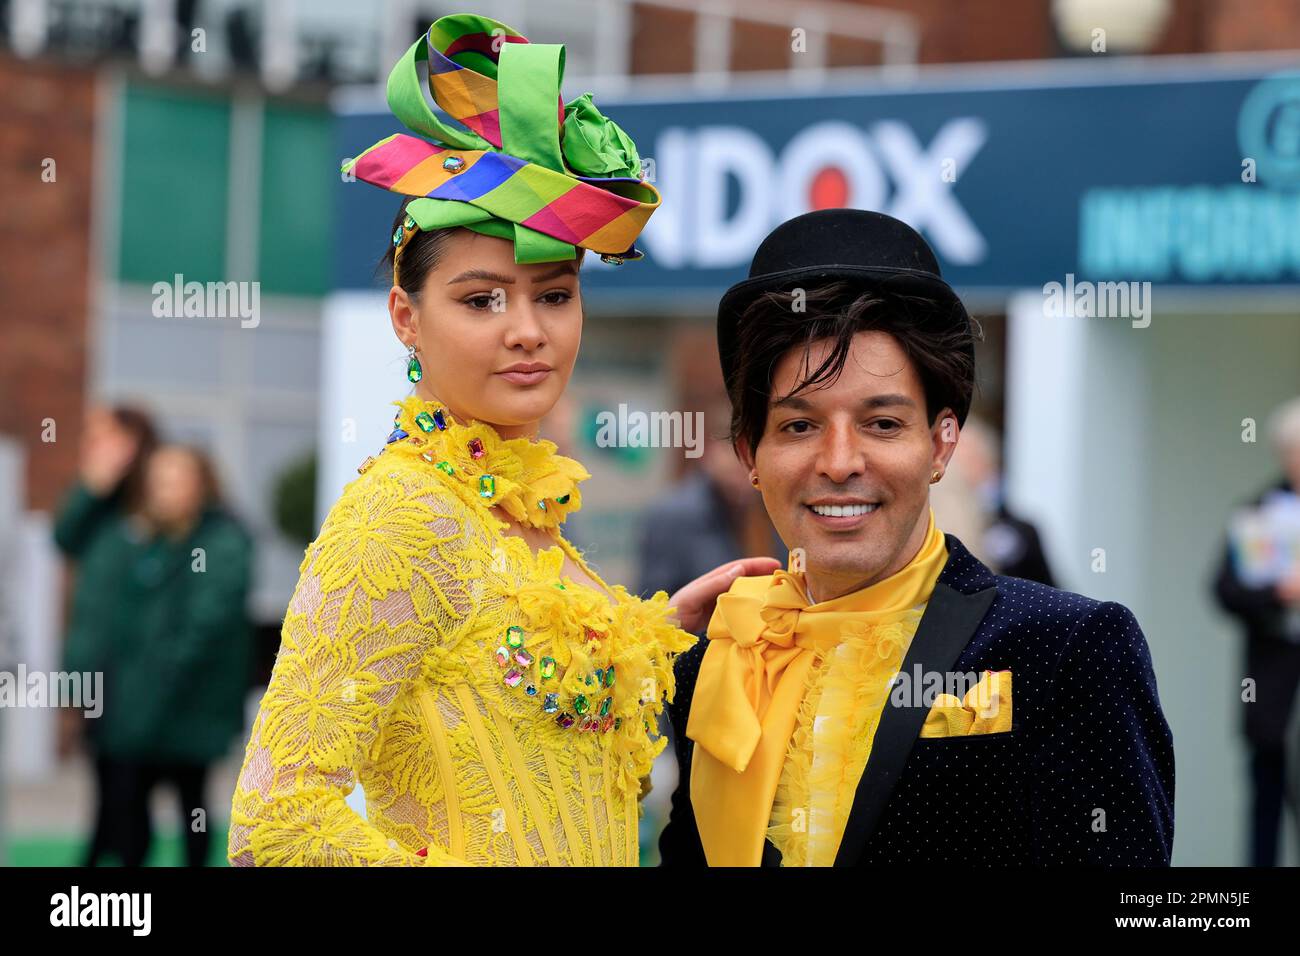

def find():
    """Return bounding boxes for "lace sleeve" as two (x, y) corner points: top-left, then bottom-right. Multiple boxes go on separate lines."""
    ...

(227, 466), (476, 866)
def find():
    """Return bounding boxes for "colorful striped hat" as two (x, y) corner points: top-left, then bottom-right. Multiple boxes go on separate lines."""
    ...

(343, 14), (661, 279)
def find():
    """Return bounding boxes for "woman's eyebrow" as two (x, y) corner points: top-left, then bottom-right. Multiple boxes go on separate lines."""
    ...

(446, 269), (515, 285)
(446, 263), (579, 285)
(529, 262), (580, 283)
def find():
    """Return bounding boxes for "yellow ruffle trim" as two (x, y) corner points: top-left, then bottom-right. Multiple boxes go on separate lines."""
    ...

(488, 542), (695, 802)
(766, 608), (924, 867)
(382, 395), (591, 531)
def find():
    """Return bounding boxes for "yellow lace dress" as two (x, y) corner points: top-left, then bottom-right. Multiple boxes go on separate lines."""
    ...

(227, 396), (694, 866)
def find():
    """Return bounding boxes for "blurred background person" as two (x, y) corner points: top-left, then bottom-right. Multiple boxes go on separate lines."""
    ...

(637, 330), (783, 608)
(931, 415), (1056, 586)
(51, 404), (158, 866)
(58, 440), (252, 866)
(637, 395), (783, 604)
(1212, 396), (1300, 867)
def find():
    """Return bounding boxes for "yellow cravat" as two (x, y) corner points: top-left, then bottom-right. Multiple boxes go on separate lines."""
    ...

(687, 509), (948, 866)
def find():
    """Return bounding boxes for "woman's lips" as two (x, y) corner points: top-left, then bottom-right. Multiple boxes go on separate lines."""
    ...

(497, 368), (552, 386)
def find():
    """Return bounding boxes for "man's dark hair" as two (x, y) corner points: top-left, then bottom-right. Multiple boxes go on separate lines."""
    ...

(727, 280), (979, 454)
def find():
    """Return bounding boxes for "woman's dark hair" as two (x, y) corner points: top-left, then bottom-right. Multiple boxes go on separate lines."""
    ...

(728, 280), (980, 455)
(375, 196), (586, 296)
(376, 197), (457, 297)
(111, 404), (159, 512)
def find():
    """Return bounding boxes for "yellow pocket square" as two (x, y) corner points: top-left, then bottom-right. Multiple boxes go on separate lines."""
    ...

(919, 669), (1013, 737)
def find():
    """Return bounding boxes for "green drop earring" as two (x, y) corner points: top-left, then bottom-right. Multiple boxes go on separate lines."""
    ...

(406, 343), (422, 384)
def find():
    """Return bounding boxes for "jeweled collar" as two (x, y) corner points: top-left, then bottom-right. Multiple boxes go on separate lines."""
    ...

(362, 395), (590, 530)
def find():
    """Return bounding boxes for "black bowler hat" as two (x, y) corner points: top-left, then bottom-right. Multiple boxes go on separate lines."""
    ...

(717, 208), (975, 424)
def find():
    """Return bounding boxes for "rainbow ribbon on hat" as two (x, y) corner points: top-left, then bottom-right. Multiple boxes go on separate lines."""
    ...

(343, 14), (660, 267)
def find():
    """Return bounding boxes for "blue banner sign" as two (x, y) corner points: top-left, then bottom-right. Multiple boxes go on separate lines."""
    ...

(334, 62), (1300, 305)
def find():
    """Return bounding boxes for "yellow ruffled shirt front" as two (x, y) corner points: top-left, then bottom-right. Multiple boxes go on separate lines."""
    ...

(765, 607), (927, 866)
(227, 396), (694, 866)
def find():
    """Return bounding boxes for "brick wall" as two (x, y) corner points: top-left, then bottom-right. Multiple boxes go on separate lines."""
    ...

(0, 52), (96, 513)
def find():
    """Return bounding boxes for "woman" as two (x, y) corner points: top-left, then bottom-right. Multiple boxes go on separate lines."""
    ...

(227, 13), (774, 867)
(54, 403), (158, 866)
(62, 442), (253, 866)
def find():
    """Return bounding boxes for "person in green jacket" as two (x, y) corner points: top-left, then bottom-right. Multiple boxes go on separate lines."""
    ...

(58, 438), (253, 866)
(53, 404), (157, 866)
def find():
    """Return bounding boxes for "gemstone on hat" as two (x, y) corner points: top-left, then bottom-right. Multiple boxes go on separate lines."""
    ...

(479, 474), (495, 498)
(432, 408), (447, 430)
(403, 214), (416, 230)
(540, 657), (556, 679)
(556, 494), (571, 505)
(357, 455), (376, 474)
(604, 665), (616, 688)
(414, 411), (437, 432)
(392, 226), (404, 246)
(599, 696), (612, 717)
(542, 692), (559, 714)
(494, 646), (511, 668)
(442, 155), (466, 173)
(600, 715), (615, 733)
(538, 499), (547, 511)
(505, 626), (525, 649)
(420, 451), (435, 463)
(504, 668), (524, 688)
(600, 254), (624, 266)
(525, 684), (537, 697)
(574, 694), (590, 715)
(514, 648), (534, 667)
(468, 438), (486, 459)
(386, 428), (408, 444)
(556, 712), (576, 729)
(434, 460), (454, 476)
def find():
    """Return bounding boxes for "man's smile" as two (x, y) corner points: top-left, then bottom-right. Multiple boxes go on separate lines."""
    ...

(804, 499), (882, 527)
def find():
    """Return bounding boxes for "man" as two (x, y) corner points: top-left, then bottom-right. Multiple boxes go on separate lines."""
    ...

(1211, 395), (1300, 867)
(658, 209), (1174, 867)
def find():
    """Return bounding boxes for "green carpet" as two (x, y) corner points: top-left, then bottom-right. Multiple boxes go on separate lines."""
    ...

(5, 826), (231, 867)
